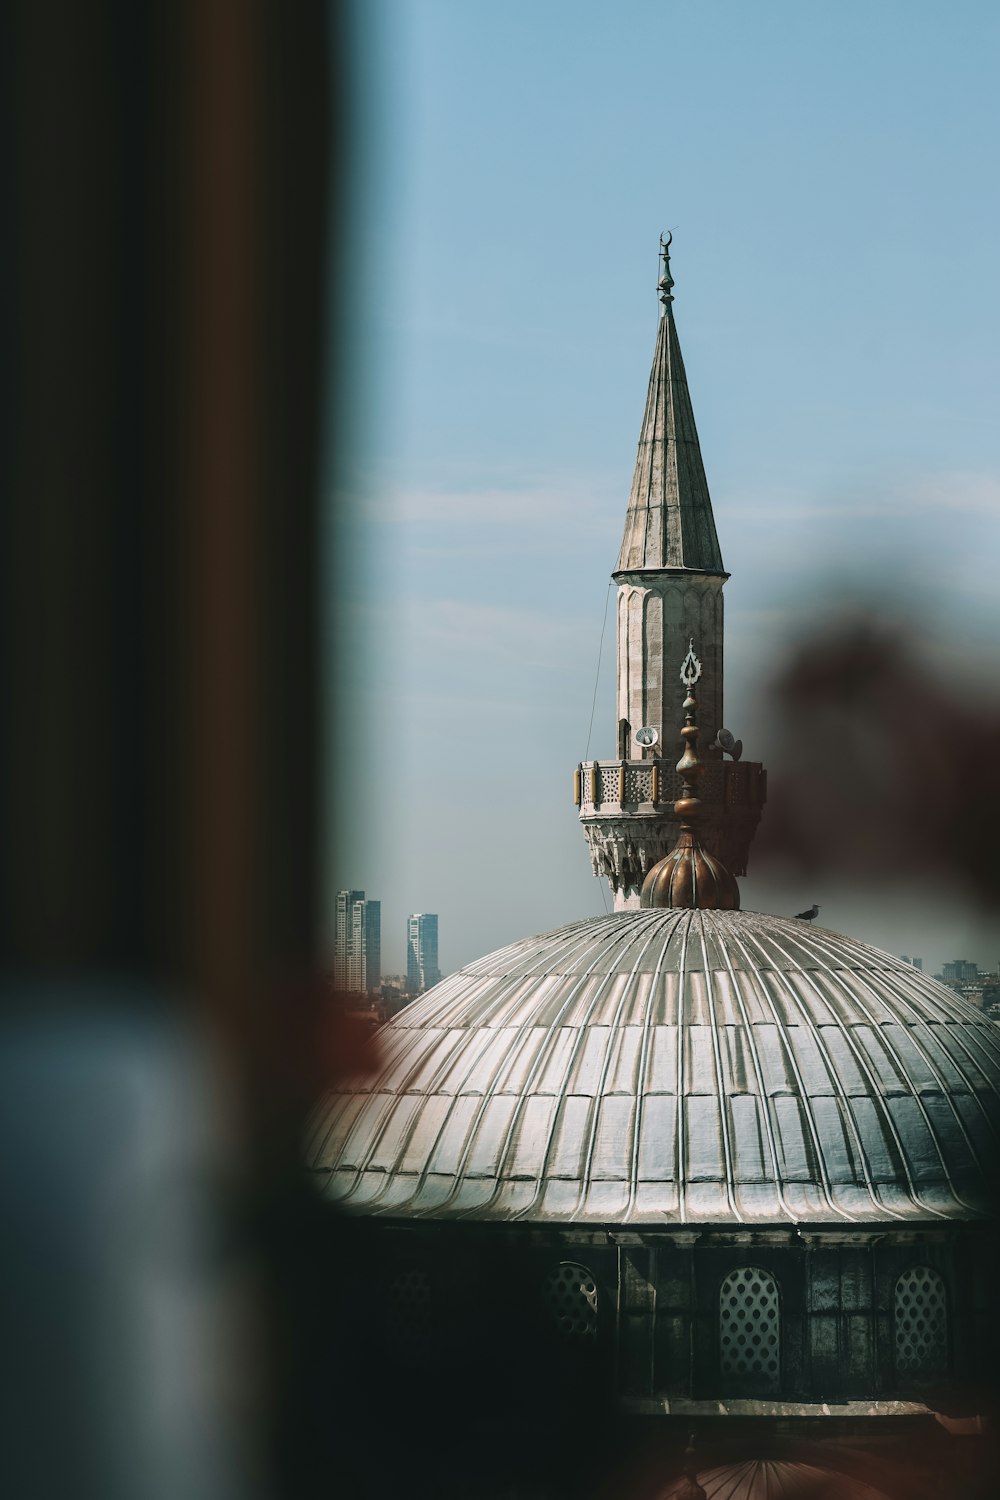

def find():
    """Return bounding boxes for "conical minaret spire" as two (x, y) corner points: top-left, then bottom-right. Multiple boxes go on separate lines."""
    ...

(615, 234), (725, 575)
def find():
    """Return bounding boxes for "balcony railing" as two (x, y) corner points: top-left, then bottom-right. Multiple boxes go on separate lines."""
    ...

(574, 758), (764, 813)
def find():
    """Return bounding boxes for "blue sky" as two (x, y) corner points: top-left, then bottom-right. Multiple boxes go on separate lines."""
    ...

(327, 1), (1000, 976)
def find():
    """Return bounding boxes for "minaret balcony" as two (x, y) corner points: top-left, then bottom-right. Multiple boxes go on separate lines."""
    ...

(574, 758), (766, 902)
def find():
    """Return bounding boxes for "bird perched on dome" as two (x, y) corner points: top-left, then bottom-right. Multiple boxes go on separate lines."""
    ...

(794, 903), (820, 921)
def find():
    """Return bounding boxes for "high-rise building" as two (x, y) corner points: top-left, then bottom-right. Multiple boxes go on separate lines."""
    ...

(333, 889), (381, 994)
(406, 913), (440, 994)
(943, 958), (978, 983)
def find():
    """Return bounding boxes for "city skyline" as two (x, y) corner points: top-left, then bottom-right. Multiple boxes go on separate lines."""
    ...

(330, 892), (444, 983)
(332, 875), (1000, 985)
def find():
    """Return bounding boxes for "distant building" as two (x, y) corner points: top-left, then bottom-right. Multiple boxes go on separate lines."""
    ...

(406, 912), (441, 994)
(379, 975), (411, 1020)
(942, 959), (979, 983)
(912, 956), (923, 971)
(333, 889), (381, 994)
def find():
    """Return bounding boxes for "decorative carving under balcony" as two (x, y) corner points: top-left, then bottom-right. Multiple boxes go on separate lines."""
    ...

(578, 757), (766, 902)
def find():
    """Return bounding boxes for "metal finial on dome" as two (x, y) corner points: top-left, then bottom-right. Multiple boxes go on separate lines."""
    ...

(658, 230), (675, 310)
(680, 636), (700, 688)
(640, 643), (740, 910)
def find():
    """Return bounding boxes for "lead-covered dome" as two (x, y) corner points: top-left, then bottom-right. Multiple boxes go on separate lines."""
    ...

(308, 909), (1000, 1226)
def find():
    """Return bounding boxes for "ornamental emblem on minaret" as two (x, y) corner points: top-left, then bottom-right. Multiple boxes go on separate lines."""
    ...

(574, 237), (766, 908)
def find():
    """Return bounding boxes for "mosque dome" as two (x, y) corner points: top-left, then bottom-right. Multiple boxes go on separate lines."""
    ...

(309, 906), (1000, 1226)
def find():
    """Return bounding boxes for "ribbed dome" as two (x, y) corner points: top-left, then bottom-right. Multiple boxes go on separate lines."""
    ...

(308, 909), (1000, 1226)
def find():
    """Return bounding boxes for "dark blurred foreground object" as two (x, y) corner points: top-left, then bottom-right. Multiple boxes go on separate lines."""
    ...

(0, 4), (370, 1498)
(758, 617), (1000, 903)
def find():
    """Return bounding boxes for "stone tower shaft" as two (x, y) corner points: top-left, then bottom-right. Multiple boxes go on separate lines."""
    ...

(615, 573), (725, 766)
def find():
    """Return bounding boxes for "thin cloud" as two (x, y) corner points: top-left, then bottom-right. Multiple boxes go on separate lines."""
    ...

(402, 597), (586, 662)
(370, 481), (614, 531)
(721, 468), (1000, 525)
(910, 470), (1000, 515)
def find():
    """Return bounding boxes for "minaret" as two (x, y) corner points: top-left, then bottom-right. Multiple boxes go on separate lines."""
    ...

(575, 237), (766, 909)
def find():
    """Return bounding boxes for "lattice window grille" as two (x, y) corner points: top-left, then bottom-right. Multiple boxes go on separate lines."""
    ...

(627, 769), (654, 803)
(719, 1267), (780, 1384)
(700, 765), (723, 798)
(894, 1266), (948, 1381)
(725, 763), (749, 805)
(388, 1268), (432, 1359)
(543, 1262), (598, 1340)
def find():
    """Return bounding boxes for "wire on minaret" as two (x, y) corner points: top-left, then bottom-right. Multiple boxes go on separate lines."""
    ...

(584, 580), (613, 760)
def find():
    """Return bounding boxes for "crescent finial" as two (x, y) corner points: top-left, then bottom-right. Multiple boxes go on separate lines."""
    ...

(658, 231), (675, 309)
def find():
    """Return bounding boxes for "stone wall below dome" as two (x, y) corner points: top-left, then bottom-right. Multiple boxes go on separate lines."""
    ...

(350, 1219), (998, 1413)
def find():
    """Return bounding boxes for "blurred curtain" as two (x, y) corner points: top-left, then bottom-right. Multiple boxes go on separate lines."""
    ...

(1, 4), (343, 1496)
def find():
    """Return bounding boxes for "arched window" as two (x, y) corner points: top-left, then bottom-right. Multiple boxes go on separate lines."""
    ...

(543, 1261), (598, 1340)
(719, 1266), (780, 1389)
(894, 1266), (948, 1383)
